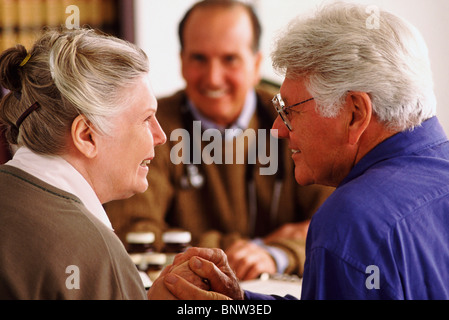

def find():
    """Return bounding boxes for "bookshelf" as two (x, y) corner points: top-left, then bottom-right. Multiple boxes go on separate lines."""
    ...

(0, 0), (123, 52)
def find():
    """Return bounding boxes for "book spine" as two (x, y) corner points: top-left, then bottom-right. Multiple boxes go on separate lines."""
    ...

(0, 0), (119, 52)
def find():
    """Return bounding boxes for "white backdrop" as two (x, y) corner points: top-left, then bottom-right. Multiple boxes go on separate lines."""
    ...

(135, 0), (449, 135)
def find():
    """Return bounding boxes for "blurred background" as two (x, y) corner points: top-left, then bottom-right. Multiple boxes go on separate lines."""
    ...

(1, 0), (448, 135)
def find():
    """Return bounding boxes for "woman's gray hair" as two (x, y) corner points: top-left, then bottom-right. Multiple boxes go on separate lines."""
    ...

(271, 2), (436, 131)
(0, 28), (149, 155)
(49, 29), (149, 135)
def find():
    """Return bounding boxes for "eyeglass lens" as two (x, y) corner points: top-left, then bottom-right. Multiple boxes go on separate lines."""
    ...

(273, 94), (292, 131)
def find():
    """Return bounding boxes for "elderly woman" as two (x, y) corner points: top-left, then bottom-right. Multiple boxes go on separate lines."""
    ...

(0, 28), (169, 299)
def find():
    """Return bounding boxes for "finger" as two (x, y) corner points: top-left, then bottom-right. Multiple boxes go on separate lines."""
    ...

(188, 256), (244, 300)
(225, 239), (246, 256)
(164, 274), (231, 300)
(188, 256), (224, 285)
(226, 244), (263, 280)
(226, 241), (255, 271)
(235, 263), (253, 281)
(232, 249), (276, 281)
(158, 264), (173, 277)
(172, 247), (224, 267)
(170, 260), (210, 290)
(147, 276), (178, 300)
(233, 255), (257, 280)
(242, 263), (265, 281)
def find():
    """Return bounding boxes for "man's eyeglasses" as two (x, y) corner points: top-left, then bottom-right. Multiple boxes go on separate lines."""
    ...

(272, 93), (314, 131)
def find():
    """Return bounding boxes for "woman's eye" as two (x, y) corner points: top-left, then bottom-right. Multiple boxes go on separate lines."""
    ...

(144, 114), (154, 123)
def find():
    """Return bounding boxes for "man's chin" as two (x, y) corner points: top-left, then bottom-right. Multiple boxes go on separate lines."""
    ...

(294, 168), (313, 186)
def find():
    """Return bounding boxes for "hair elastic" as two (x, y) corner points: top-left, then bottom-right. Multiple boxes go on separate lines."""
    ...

(16, 102), (40, 129)
(19, 54), (31, 67)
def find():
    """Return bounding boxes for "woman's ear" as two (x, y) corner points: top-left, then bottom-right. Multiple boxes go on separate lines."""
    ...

(346, 92), (372, 145)
(71, 114), (98, 159)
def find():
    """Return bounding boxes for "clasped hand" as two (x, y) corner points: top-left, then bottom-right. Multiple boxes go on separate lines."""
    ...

(147, 247), (244, 300)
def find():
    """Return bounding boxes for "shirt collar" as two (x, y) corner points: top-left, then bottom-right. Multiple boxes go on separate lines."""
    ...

(340, 117), (448, 188)
(186, 90), (257, 139)
(6, 147), (113, 230)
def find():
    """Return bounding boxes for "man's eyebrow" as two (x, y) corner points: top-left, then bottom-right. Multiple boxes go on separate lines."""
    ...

(189, 52), (206, 58)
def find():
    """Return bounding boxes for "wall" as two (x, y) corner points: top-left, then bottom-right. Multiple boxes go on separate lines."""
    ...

(135, 0), (449, 135)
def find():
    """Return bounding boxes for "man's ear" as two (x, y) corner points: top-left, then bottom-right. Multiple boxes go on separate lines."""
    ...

(71, 114), (98, 159)
(346, 92), (372, 145)
(253, 51), (263, 85)
(180, 50), (188, 81)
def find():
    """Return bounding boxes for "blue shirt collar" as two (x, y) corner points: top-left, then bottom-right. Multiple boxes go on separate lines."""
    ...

(340, 117), (448, 188)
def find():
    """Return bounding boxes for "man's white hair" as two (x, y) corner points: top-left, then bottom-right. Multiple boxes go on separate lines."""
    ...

(271, 2), (436, 131)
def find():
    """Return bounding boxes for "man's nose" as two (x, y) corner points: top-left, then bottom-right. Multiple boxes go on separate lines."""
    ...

(271, 115), (290, 139)
(205, 60), (225, 87)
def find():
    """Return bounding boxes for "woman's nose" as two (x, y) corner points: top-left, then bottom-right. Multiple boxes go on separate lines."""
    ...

(154, 118), (167, 146)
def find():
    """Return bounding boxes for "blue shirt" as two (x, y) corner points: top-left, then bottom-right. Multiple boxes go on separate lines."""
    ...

(245, 116), (449, 300)
(302, 117), (449, 299)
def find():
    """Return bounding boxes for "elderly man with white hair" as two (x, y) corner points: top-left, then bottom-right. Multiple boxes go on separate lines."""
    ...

(151, 2), (449, 300)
